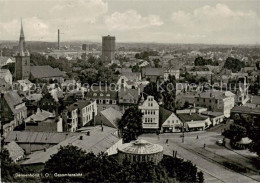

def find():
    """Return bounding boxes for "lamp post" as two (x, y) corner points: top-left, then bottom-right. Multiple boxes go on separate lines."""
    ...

(182, 122), (185, 143)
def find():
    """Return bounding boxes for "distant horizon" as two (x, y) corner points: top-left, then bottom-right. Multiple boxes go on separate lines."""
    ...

(1, 0), (259, 45)
(1, 39), (259, 47)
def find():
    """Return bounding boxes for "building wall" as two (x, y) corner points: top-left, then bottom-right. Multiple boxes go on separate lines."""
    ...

(80, 101), (97, 127)
(162, 113), (182, 133)
(15, 56), (30, 80)
(139, 96), (159, 130)
(102, 36), (115, 62)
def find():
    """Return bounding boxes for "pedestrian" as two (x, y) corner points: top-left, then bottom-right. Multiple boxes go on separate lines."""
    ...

(166, 139), (168, 144)
(204, 144), (206, 148)
(197, 135), (199, 139)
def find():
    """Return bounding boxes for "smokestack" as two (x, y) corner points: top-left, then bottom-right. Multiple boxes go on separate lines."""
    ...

(58, 29), (60, 50)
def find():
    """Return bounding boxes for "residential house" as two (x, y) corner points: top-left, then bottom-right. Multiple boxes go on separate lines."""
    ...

(160, 107), (182, 133)
(62, 103), (78, 132)
(176, 112), (211, 131)
(117, 72), (141, 89)
(86, 86), (118, 111)
(164, 67), (180, 81)
(76, 100), (97, 128)
(142, 68), (164, 82)
(194, 90), (235, 117)
(200, 111), (225, 126)
(1, 91), (27, 136)
(118, 88), (139, 105)
(24, 108), (63, 132)
(138, 95), (159, 131)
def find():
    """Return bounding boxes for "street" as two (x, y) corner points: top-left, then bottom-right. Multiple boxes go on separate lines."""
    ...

(140, 129), (260, 183)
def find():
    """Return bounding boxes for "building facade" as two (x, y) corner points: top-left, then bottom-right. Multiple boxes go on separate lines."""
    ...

(138, 96), (159, 130)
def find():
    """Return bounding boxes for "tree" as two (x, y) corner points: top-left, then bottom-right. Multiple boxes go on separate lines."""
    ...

(224, 57), (245, 73)
(197, 171), (204, 183)
(42, 145), (176, 183)
(160, 155), (202, 182)
(117, 106), (143, 143)
(1, 148), (38, 182)
(2, 63), (15, 74)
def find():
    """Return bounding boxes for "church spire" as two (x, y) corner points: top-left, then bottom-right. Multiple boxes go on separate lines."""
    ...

(20, 18), (24, 38)
(18, 18), (26, 56)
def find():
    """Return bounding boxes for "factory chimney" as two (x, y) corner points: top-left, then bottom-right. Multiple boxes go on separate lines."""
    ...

(58, 29), (60, 50)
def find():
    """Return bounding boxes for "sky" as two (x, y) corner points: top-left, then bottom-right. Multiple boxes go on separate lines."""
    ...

(0, 0), (259, 44)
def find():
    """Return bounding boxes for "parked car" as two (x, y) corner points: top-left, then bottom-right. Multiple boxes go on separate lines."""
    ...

(216, 139), (223, 145)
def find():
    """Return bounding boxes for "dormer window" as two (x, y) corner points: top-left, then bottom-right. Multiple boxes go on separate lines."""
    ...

(100, 93), (104, 96)
(106, 94), (110, 97)
(93, 93), (97, 96)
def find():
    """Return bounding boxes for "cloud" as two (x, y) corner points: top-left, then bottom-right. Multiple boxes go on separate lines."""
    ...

(170, 3), (260, 44)
(50, 0), (108, 24)
(0, 17), (49, 41)
(104, 10), (163, 30)
(171, 3), (259, 33)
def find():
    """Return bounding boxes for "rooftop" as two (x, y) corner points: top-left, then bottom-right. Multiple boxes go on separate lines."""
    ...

(3, 141), (24, 162)
(100, 107), (123, 128)
(177, 113), (207, 122)
(5, 131), (78, 144)
(30, 65), (65, 79)
(118, 139), (163, 155)
(21, 126), (119, 165)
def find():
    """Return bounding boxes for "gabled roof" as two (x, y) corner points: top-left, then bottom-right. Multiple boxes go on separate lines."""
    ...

(100, 107), (123, 128)
(25, 108), (53, 123)
(21, 126), (119, 165)
(5, 131), (78, 144)
(4, 91), (24, 113)
(4, 141), (24, 162)
(159, 107), (174, 124)
(118, 88), (139, 102)
(31, 65), (65, 79)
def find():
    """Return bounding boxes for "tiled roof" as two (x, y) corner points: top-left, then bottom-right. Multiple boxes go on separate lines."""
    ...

(24, 108), (53, 122)
(5, 131), (78, 144)
(159, 107), (173, 124)
(30, 65), (65, 79)
(21, 126), (119, 165)
(100, 107), (122, 128)
(4, 141), (24, 162)
(177, 113), (207, 122)
(4, 91), (24, 113)
(118, 88), (139, 102)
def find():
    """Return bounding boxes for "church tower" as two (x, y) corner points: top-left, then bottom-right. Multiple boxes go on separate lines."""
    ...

(15, 19), (30, 80)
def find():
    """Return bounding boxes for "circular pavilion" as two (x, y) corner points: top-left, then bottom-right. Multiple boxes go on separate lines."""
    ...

(117, 139), (163, 164)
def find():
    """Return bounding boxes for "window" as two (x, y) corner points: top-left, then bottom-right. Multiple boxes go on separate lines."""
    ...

(145, 118), (147, 122)
(106, 94), (110, 97)
(203, 99), (205, 102)
(93, 93), (97, 96)
(100, 93), (104, 96)
(197, 98), (199, 102)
